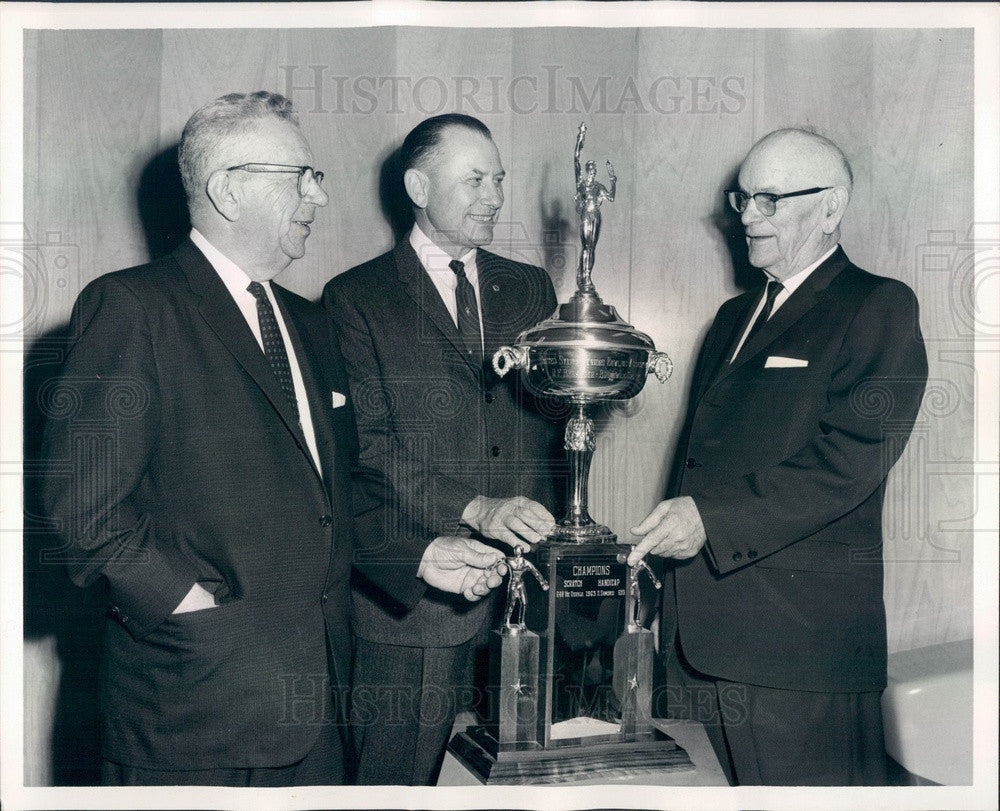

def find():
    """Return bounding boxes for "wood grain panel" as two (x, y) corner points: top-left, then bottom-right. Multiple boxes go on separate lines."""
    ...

(159, 29), (286, 143)
(31, 30), (162, 331)
(623, 27), (757, 541)
(279, 28), (399, 299)
(868, 29), (975, 653)
(754, 29), (876, 264)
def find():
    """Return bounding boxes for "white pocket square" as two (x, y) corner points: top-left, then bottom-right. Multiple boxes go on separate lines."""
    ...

(765, 356), (808, 368)
(331, 391), (347, 408)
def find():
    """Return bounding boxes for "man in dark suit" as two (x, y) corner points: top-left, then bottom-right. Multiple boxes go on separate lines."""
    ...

(323, 114), (564, 785)
(628, 129), (928, 785)
(41, 93), (505, 787)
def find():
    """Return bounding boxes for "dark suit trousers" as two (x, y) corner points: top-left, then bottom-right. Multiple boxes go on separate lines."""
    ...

(350, 636), (474, 785)
(101, 720), (345, 786)
(656, 635), (888, 786)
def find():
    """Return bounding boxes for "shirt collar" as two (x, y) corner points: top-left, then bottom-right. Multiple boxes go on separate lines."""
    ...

(409, 223), (477, 281)
(190, 227), (262, 301)
(766, 244), (838, 296)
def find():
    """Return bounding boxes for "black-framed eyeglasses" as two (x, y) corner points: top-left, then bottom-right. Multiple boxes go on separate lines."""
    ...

(725, 187), (831, 217)
(227, 163), (325, 197)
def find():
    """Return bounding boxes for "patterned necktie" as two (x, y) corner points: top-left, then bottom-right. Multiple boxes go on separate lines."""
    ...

(449, 259), (483, 362)
(734, 279), (784, 361)
(247, 281), (299, 421)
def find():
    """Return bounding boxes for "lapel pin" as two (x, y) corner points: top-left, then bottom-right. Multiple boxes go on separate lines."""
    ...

(492, 284), (500, 292)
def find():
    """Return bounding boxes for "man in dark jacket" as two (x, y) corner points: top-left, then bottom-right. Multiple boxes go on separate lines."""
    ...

(629, 128), (927, 786)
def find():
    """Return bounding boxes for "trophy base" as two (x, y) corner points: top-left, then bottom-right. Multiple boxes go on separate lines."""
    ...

(547, 522), (617, 544)
(448, 725), (693, 785)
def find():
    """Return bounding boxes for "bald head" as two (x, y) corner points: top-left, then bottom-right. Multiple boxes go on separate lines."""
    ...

(736, 128), (852, 280)
(745, 129), (853, 193)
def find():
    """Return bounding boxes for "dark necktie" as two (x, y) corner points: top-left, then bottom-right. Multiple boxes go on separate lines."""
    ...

(247, 281), (299, 421)
(734, 279), (784, 361)
(449, 259), (483, 362)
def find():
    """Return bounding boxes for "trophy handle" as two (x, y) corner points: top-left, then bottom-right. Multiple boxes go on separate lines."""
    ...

(647, 351), (674, 384)
(492, 346), (528, 378)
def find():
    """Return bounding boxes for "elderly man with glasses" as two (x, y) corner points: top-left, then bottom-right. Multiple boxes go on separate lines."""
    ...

(628, 128), (928, 785)
(41, 92), (506, 786)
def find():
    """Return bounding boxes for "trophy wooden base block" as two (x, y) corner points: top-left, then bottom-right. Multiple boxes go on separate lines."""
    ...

(448, 726), (693, 785)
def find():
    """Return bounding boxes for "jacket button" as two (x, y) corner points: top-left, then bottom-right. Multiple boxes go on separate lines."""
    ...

(321, 593), (329, 603)
(485, 392), (495, 403)
(748, 549), (758, 559)
(319, 515), (332, 527)
(732, 551), (742, 562)
(491, 445), (501, 457)
(685, 457), (700, 469)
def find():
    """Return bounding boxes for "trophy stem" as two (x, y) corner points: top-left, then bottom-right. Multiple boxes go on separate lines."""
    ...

(551, 404), (616, 543)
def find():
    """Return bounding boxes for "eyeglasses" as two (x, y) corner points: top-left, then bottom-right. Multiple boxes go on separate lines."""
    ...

(725, 187), (831, 217)
(227, 163), (325, 197)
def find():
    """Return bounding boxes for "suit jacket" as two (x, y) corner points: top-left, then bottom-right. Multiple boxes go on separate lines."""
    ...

(41, 239), (359, 769)
(323, 241), (564, 648)
(662, 248), (927, 693)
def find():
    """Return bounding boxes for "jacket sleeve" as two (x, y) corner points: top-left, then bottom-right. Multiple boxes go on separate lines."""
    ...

(692, 280), (928, 575)
(40, 276), (200, 638)
(325, 282), (486, 611)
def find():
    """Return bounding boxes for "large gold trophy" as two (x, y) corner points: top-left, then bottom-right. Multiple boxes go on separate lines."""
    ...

(448, 124), (692, 784)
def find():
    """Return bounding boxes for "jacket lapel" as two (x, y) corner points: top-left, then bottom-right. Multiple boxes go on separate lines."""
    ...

(175, 240), (311, 459)
(273, 286), (333, 487)
(393, 240), (482, 376)
(477, 249), (512, 364)
(714, 247), (850, 384)
(703, 294), (757, 391)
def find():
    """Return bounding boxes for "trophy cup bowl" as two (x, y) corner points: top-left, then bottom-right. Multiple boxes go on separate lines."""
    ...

(494, 316), (673, 404)
(493, 300), (672, 544)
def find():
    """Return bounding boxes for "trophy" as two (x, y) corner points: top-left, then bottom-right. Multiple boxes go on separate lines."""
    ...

(448, 124), (692, 784)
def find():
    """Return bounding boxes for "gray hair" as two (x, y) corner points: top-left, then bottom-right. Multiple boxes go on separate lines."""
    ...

(178, 91), (299, 205)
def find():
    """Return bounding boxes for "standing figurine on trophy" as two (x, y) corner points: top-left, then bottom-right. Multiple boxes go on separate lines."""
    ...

(449, 123), (689, 784)
(501, 548), (550, 632)
(574, 122), (617, 293)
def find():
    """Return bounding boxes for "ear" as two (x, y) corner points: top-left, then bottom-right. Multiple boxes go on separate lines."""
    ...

(821, 187), (849, 234)
(205, 169), (240, 222)
(403, 167), (429, 209)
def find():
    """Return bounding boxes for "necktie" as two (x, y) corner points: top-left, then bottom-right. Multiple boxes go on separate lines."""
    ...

(734, 279), (784, 361)
(247, 281), (299, 421)
(449, 259), (483, 362)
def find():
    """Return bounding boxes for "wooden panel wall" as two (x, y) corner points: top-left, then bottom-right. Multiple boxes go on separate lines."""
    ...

(22, 26), (975, 784)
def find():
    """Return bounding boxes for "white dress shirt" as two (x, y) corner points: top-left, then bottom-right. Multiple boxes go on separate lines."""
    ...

(729, 244), (838, 363)
(189, 228), (322, 477)
(409, 224), (484, 352)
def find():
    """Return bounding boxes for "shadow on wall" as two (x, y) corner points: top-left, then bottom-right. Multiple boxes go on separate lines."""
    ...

(712, 166), (760, 294)
(24, 325), (104, 786)
(378, 144), (414, 246)
(137, 143), (191, 261)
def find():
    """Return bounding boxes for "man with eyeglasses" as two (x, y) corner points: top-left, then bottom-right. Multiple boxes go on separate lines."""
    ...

(628, 128), (927, 785)
(41, 92), (506, 786)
